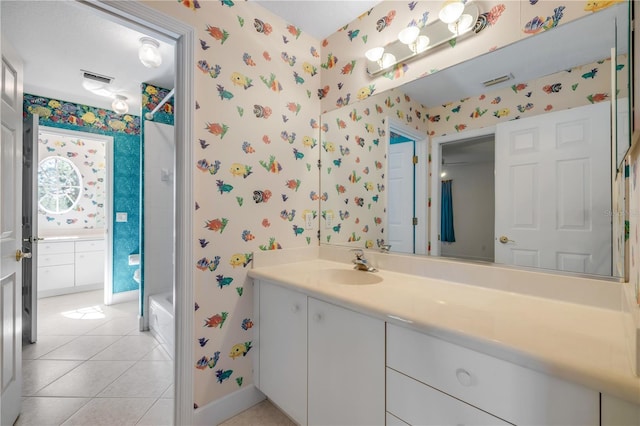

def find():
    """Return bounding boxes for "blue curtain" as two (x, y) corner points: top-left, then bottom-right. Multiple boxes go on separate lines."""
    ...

(441, 180), (455, 243)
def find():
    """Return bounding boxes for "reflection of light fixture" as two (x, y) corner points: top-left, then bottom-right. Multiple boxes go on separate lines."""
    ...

(381, 53), (396, 68)
(439, 0), (465, 24)
(440, 171), (447, 178)
(111, 95), (129, 114)
(138, 37), (162, 68)
(398, 26), (420, 45)
(416, 35), (431, 53)
(448, 13), (474, 35)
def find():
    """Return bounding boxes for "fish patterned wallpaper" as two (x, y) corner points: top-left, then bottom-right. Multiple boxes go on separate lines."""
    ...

(142, 83), (175, 126)
(320, 87), (429, 249)
(145, 0), (321, 407)
(37, 130), (107, 234)
(145, 0), (633, 409)
(23, 93), (142, 294)
(319, 0), (620, 113)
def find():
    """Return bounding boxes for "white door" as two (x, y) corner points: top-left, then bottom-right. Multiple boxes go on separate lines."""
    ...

(1, 36), (24, 426)
(387, 141), (414, 253)
(495, 102), (611, 275)
(22, 114), (38, 343)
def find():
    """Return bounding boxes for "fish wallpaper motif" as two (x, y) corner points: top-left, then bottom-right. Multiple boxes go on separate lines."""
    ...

(145, 0), (631, 410)
(142, 83), (175, 125)
(37, 131), (107, 233)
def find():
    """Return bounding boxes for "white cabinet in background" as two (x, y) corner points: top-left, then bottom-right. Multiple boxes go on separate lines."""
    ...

(386, 323), (599, 426)
(308, 297), (385, 426)
(38, 238), (105, 297)
(254, 280), (385, 426)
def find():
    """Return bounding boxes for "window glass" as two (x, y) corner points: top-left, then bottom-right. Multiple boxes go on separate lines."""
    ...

(38, 156), (82, 214)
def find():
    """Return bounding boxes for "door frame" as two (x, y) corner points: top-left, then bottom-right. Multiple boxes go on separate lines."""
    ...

(84, 1), (195, 424)
(37, 125), (114, 302)
(430, 126), (496, 256)
(387, 118), (428, 254)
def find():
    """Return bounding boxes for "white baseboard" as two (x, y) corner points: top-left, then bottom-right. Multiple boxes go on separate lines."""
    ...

(193, 385), (266, 426)
(110, 289), (139, 305)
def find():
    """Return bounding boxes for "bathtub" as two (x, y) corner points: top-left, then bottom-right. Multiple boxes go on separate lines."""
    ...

(149, 291), (174, 358)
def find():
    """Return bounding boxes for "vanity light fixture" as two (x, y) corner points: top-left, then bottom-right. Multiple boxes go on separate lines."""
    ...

(111, 95), (129, 114)
(438, 0), (465, 24)
(365, 2), (480, 76)
(138, 37), (162, 68)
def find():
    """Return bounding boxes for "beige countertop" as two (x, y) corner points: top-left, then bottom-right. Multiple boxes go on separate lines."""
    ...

(249, 258), (640, 405)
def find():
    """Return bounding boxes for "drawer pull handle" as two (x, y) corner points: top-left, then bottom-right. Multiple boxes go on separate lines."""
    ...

(291, 304), (300, 313)
(314, 313), (323, 322)
(455, 368), (473, 386)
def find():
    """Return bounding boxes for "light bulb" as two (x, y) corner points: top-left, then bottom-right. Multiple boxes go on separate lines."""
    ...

(416, 35), (430, 53)
(381, 53), (396, 69)
(457, 14), (474, 33)
(398, 26), (420, 45)
(138, 37), (162, 68)
(365, 47), (385, 62)
(111, 95), (129, 114)
(439, 0), (465, 24)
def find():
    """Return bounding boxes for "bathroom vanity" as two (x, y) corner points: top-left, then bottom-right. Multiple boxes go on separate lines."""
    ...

(38, 236), (105, 297)
(249, 248), (640, 426)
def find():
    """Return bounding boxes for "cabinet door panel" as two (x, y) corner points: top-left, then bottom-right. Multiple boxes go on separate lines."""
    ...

(387, 368), (510, 426)
(75, 251), (105, 286)
(258, 282), (307, 425)
(308, 298), (385, 426)
(37, 265), (74, 291)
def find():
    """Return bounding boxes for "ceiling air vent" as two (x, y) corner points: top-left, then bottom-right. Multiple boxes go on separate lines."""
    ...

(81, 70), (113, 85)
(482, 73), (513, 87)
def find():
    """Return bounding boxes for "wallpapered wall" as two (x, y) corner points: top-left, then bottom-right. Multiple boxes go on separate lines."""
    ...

(146, 0), (322, 407)
(145, 0), (630, 410)
(37, 130), (107, 234)
(320, 87), (429, 248)
(24, 94), (141, 294)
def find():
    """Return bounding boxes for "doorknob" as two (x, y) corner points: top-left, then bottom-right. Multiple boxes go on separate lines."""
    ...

(498, 236), (515, 244)
(15, 249), (32, 262)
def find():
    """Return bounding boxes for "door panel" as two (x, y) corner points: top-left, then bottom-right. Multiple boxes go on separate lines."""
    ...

(387, 141), (414, 253)
(495, 102), (611, 275)
(0, 35), (23, 426)
(22, 114), (38, 343)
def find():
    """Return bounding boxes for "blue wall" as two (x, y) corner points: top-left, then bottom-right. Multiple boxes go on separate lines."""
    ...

(24, 94), (141, 294)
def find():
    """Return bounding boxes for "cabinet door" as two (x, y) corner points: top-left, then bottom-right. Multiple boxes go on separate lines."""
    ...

(75, 250), (105, 286)
(258, 282), (307, 425)
(308, 298), (385, 426)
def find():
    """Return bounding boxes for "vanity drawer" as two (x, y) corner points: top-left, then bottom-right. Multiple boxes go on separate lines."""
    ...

(38, 265), (74, 291)
(75, 239), (104, 252)
(38, 252), (74, 267)
(386, 368), (509, 426)
(386, 324), (599, 426)
(39, 241), (74, 255)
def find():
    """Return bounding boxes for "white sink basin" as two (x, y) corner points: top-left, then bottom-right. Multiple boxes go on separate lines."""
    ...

(323, 268), (383, 285)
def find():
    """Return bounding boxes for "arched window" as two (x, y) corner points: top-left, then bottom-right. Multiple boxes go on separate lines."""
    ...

(37, 156), (82, 214)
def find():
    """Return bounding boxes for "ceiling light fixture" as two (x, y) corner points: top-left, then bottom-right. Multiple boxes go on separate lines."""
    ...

(138, 37), (162, 68)
(111, 95), (129, 114)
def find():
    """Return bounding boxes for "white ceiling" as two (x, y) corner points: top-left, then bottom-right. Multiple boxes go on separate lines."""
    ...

(1, 1), (176, 116)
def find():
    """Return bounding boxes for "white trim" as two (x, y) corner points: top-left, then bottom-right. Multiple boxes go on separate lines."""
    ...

(38, 125), (114, 306)
(110, 288), (139, 304)
(430, 126), (496, 257)
(387, 118), (429, 255)
(88, 2), (195, 424)
(193, 385), (266, 426)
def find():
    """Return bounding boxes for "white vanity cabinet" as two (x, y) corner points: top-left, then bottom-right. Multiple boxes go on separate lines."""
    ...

(386, 323), (600, 426)
(254, 280), (385, 426)
(38, 238), (105, 296)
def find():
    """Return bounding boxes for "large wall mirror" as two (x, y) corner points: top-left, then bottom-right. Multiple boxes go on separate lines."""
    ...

(319, 3), (630, 279)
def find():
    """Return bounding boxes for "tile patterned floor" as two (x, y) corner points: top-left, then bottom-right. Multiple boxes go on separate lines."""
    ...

(19, 290), (294, 426)
(18, 290), (174, 426)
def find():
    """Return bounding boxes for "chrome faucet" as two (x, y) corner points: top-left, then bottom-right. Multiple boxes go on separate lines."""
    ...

(379, 244), (392, 253)
(351, 249), (377, 272)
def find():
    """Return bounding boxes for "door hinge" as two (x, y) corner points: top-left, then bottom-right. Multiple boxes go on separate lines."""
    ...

(412, 155), (418, 165)
(412, 217), (418, 226)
